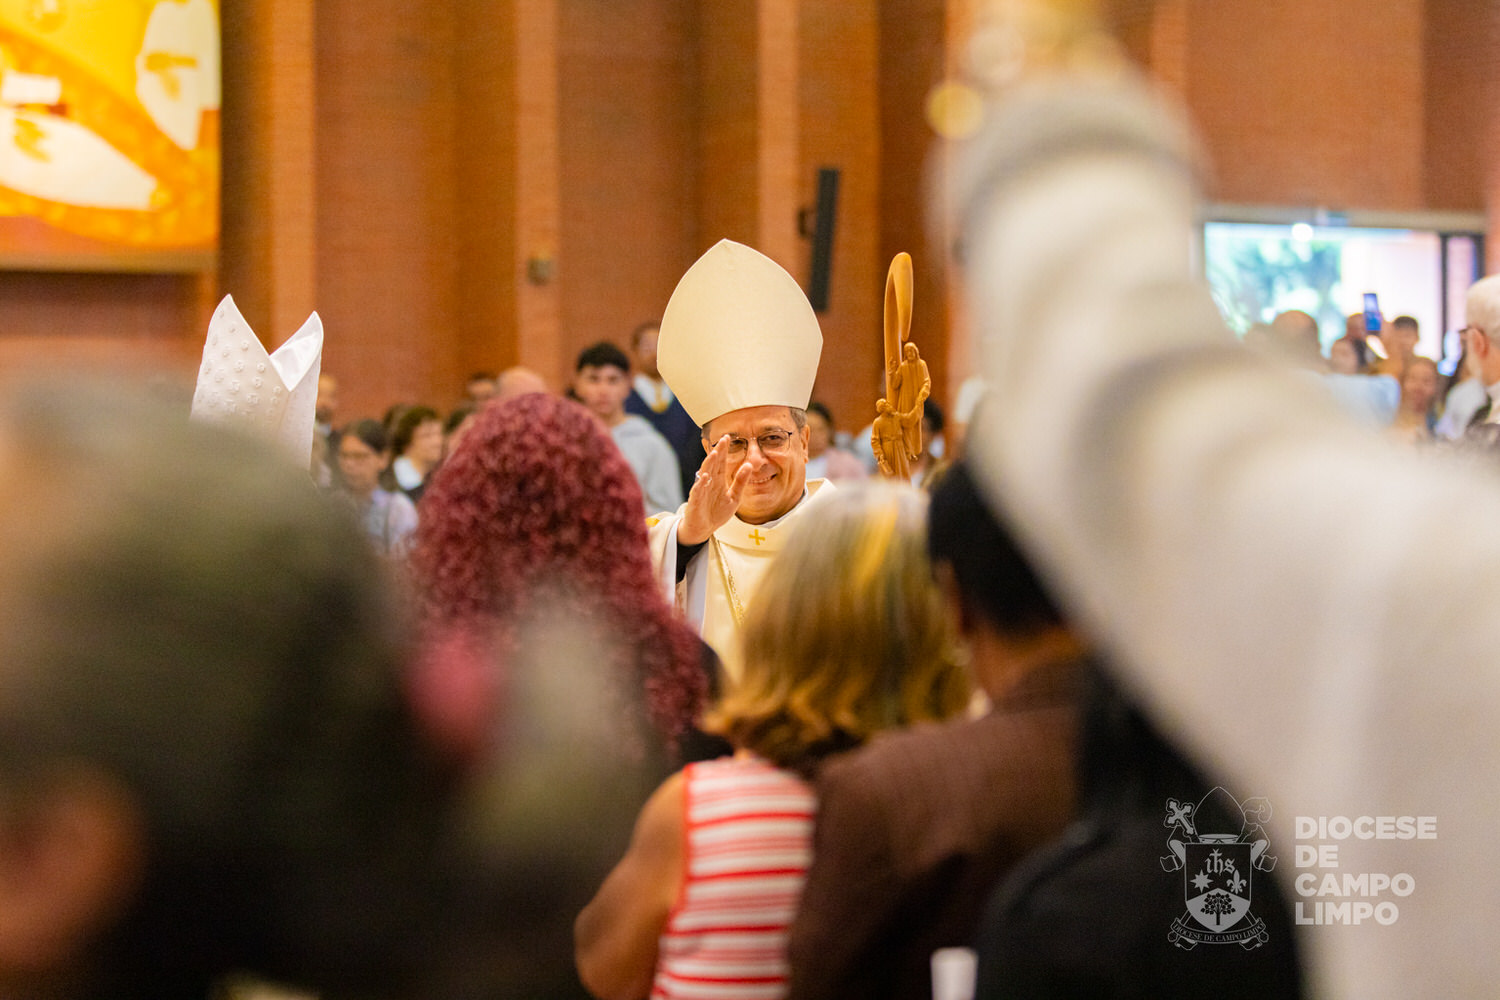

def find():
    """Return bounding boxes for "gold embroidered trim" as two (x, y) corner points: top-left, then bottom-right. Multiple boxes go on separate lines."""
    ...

(710, 537), (747, 627)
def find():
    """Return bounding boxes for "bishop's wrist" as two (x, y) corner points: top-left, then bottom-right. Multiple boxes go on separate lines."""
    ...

(678, 521), (711, 547)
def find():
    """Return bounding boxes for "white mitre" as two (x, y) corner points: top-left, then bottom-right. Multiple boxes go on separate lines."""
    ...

(658, 239), (822, 426)
(190, 295), (323, 462)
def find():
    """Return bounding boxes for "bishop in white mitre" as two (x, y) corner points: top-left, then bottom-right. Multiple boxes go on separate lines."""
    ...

(646, 239), (834, 683)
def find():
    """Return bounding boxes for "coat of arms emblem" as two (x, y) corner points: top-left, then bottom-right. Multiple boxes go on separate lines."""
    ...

(1163, 786), (1276, 949)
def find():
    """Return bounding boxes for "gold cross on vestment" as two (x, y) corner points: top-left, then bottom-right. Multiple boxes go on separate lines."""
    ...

(748, 529), (766, 546)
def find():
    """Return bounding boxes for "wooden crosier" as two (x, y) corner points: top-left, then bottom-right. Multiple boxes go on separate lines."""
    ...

(872, 252), (930, 480)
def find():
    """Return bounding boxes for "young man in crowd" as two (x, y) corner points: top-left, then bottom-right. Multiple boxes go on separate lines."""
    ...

(574, 341), (683, 515)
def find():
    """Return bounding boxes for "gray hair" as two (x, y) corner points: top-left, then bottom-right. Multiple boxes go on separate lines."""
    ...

(701, 406), (807, 441)
(1467, 275), (1500, 342)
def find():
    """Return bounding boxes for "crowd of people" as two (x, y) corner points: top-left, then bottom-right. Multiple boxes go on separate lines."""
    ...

(1248, 303), (1497, 449)
(0, 226), (1329, 1000)
(312, 339), (886, 563)
(7, 22), (1500, 1000)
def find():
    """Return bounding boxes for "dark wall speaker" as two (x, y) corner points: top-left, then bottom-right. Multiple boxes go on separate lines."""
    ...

(805, 167), (840, 313)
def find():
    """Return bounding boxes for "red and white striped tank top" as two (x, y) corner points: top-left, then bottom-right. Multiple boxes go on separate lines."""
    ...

(651, 754), (817, 1000)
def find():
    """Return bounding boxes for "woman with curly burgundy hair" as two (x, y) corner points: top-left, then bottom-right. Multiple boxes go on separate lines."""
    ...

(407, 392), (723, 1000)
(408, 390), (717, 766)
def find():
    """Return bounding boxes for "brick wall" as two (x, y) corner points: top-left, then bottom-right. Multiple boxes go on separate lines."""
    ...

(0, 0), (1493, 423)
(557, 0), (700, 376)
(879, 0), (950, 420)
(800, 0), (882, 435)
(1179, 0), (1429, 210)
(313, 0), (461, 420)
(1423, 0), (1489, 213)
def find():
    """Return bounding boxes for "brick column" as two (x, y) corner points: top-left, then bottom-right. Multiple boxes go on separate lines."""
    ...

(219, 0), (317, 343)
(1488, 2), (1500, 273)
(878, 0), (949, 419)
(697, 0), (800, 269)
(514, 0), (564, 379)
(798, 0), (880, 431)
(453, 0), (562, 387)
(756, 0), (800, 266)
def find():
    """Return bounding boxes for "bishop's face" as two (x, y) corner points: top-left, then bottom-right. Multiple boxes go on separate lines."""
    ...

(705, 404), (810, 525)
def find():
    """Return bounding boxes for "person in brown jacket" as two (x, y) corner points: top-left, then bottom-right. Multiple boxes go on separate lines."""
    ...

(785, 460), (1085, 1000)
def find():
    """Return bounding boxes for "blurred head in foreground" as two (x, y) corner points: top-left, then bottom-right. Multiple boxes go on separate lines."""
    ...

(926, 460), (1068, 656)
(0, 380), (450, 1000)
(704, 480), (971, 775)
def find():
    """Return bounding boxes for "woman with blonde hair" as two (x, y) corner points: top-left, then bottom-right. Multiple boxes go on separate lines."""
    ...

(576, 481), (970, 1000)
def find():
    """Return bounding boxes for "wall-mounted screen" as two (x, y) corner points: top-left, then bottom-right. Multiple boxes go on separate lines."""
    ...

(0, 0), (219, 272)
(1205, 220), (1483, 371)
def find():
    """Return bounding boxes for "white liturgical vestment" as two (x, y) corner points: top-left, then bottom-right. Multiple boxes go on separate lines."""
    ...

(647, 479), (833, 682)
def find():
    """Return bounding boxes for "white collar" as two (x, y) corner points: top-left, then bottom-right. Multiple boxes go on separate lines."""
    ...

(391, 455), (424, 490)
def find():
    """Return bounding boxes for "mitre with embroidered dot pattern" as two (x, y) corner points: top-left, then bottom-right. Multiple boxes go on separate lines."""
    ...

(190, 294), (323, 463)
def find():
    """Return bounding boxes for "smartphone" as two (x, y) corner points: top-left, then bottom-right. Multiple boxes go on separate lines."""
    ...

(1363, 293), (1382, 334)
(1440, 328), (1462, 377)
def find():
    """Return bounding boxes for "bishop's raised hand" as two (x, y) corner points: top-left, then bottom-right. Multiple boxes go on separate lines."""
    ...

(677, 435), (751, 546)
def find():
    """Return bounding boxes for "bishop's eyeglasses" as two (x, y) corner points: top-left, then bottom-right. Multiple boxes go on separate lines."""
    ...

(723, 428), (795, 458)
